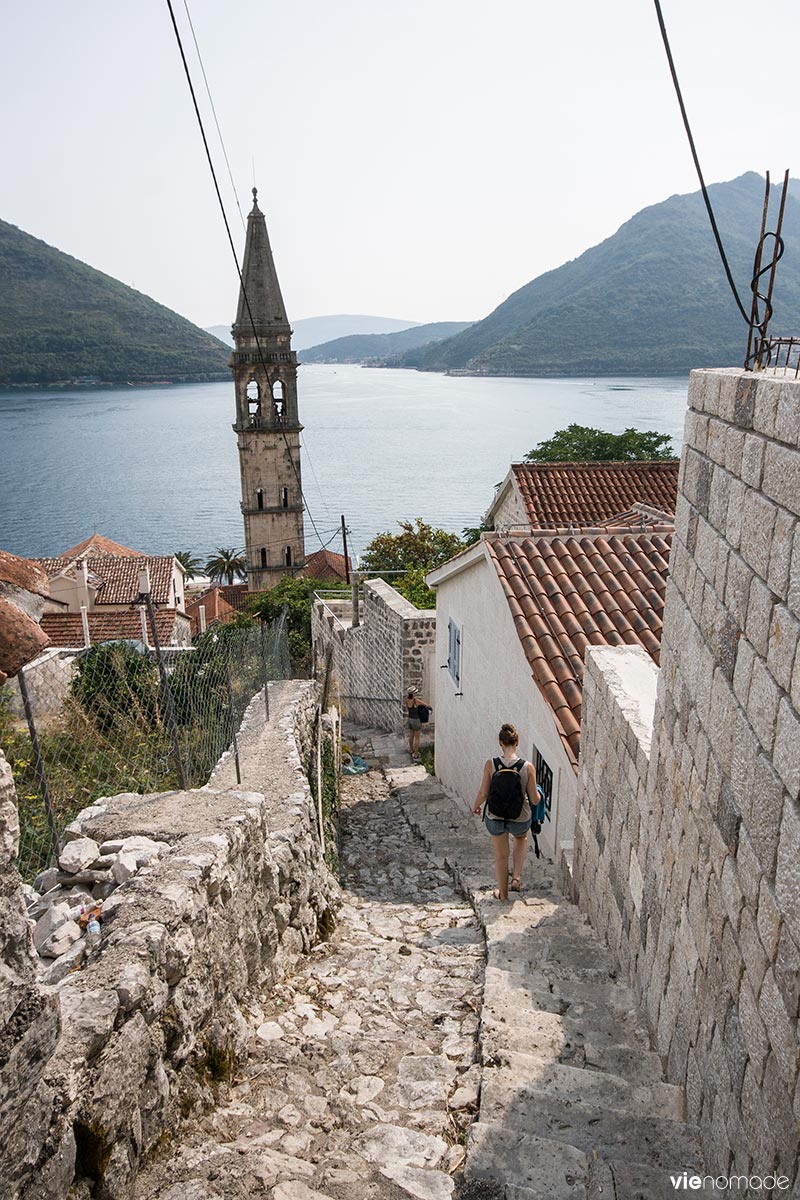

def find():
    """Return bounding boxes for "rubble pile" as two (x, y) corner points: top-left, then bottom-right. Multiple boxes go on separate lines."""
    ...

(24, 802), (172, 985)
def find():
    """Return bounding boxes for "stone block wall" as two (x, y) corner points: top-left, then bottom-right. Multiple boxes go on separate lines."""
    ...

(572, 368), (800, 1185)
(312, 579), (435, 733)
(0, 750), (62, 1200)
(1, 682), (339, 1200)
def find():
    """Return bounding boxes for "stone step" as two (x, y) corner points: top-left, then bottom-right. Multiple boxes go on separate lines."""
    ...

(481, 1049), (685, 1124)
(465, 1121), (587, 1199)
(481, 967), (649, 1044)
(468, 1120), (704, 1199)
(478, 1006), (665, 1085)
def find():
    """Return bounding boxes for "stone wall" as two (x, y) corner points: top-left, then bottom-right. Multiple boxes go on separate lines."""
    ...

(1, 681), (339, 1200)
(572, 368), (800, 1185)
(5, 649), (77, 726)
(312, 579), (435, 734)
(0, 750), (62, 1200)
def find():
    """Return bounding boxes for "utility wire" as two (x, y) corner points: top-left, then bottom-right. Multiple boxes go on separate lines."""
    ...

(652, 0), (750, 325)
(180, 0), (245, 232)
(165, 0), (329, 550)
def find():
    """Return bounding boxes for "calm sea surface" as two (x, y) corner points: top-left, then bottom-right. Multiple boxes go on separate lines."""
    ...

(0, 365), (690, 562)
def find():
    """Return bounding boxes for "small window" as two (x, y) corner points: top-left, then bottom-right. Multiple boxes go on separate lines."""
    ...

(260, 548), (267, 569)
(447, 618), (461, 687)
(256, 488), (264, 511)
(246, 380), (259, 400)
(246, 380), (260, 417)
(284, 546), (292, 567)
(281, 486), (289, 509)
(535, 750), (553, 817)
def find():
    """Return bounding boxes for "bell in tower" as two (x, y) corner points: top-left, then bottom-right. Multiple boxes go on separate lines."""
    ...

(231, 189), (306, 590)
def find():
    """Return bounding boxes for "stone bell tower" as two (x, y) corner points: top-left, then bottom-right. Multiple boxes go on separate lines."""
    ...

(231, 188), (305, 590)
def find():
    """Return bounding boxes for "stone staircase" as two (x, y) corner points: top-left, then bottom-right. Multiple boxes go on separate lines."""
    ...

(348, 727), (711, 1200)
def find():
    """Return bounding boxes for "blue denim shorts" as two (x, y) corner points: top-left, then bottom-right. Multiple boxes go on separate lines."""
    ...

(484, 812), (533, 838)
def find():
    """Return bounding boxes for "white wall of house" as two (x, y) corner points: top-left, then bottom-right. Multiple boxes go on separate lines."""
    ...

(432, 550), (577, 860)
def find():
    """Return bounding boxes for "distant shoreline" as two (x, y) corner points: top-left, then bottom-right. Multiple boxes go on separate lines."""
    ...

(1, 374), (230, 391)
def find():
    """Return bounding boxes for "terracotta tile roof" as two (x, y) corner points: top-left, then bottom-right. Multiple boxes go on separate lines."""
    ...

(303, 549), (351, 582)
(32, 556), (175, 605)
(0, 550), (52, 599)
(61, 534), (142, 558)
(40, 609), (185, 648)
(487, 528), (673, 767)
(186, 588), (236, 636)
(507, 461), (679, 529)
(0, 596), (50, 682)
(219, 584), (253, 612)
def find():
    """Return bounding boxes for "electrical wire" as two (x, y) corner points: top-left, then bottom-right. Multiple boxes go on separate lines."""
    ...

(165, 0), (331, 550)
(652, 0), (750, 325)
(180, 0), (245, 232)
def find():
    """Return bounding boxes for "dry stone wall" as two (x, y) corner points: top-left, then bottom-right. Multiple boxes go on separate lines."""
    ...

(573, 368), (800, 1186)
(0, 681), (339, 1200)
(312, 579), (435, 733)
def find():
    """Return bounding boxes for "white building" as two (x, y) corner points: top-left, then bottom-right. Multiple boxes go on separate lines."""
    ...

(427, 512), (673, 860)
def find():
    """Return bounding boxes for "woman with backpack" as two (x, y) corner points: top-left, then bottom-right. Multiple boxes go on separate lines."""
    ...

(472, 723), (538, 900)
(405, 687), (431, 762)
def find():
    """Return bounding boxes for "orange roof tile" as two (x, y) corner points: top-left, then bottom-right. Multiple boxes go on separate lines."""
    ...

(303, 549), (351, 582)
(186, 588), (236, 636)
(487, 528), (673, 767)
(0, 551), (52, 599)
(507, 461), (679, 529)
(61, 534), (142, 558)
(40, 609), (185, 648)
(33, 556), (175, 606)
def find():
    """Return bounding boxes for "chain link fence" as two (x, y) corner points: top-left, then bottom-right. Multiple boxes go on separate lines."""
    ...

(0, 612), (291, 882)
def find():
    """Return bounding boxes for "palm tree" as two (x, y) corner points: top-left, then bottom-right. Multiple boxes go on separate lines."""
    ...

(174, 550), (204, 580)
(205, 548), (247, 586)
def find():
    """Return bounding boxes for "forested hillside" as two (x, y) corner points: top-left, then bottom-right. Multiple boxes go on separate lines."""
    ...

(298, 321), (473, 364)
(401, 174), (800, 376)
(0, 220), (230, 385)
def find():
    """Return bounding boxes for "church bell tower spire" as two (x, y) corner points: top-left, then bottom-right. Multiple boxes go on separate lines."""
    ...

(231, 189), (305, 589)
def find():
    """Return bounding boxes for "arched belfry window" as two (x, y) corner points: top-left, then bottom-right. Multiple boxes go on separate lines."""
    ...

(273, 379), (285, 420)
(246, 379), (260, 419)
(284, 546), (292, 567)
(281, 486), (289, 509)
(260, 548), (267, 569)
(256, 488), (264, 511)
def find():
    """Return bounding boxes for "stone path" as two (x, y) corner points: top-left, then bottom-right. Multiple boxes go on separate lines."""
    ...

(136, 720), (711, 1200)
(363, 733), (713, 1200)
(134, 740), (484, 1200)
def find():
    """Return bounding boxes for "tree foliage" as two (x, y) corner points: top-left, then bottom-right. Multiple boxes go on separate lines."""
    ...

(361, 519), (464, 575)
(524, 424), (676, 463)
(174, 550), (203, 580)
(205, 548), (247, 586)
(246, 575), (329, 673)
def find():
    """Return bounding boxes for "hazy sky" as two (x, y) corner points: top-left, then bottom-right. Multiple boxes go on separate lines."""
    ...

(2, 0), (798, 330)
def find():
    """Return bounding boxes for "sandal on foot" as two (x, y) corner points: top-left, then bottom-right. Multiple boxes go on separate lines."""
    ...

(492, 887), (508, 901)
(510, 878), (522, 892)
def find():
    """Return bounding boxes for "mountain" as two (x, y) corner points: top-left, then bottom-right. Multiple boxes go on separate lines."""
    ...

(298, 321), (474, 364)
(400, 173), (800, 377)
(0, 220), (231, 386)
(205, 314), (419, 352)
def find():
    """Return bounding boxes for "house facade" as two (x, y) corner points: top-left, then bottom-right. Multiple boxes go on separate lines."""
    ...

(428, 518), (672, 859)
(428, 544), (574, 857)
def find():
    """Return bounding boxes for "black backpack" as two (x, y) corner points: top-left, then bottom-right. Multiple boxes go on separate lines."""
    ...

(486, 757), (526, 819)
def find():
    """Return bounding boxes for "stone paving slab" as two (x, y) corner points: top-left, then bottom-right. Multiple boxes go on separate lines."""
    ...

(134, 755), (483, 1200)
(351, 730), (711, 1200)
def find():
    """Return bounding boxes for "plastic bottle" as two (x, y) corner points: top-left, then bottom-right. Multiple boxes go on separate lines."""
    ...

(86, 915), (101, 953)
(67, 902), (90, 921)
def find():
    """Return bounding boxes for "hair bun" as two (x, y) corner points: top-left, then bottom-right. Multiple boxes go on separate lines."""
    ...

(498, 722), (519, 745)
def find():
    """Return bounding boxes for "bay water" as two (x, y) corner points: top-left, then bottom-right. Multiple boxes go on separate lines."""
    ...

(0, 365), (689, 562)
